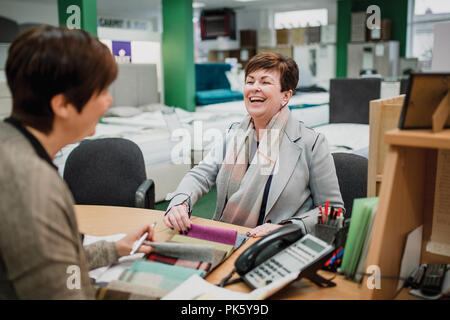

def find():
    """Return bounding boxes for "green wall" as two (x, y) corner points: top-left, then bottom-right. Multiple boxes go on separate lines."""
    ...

(162, 0), (196, 112)
(336, 0), (409, 78)
(57, 0), (98, 36)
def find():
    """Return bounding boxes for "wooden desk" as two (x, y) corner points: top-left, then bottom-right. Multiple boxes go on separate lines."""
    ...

(74, 205), (410, 300)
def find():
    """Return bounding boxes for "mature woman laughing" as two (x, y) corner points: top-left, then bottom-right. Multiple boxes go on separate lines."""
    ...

(164, 52), (344, 238)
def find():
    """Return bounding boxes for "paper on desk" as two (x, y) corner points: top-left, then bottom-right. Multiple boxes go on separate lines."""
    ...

(397, 225), (423, 291)
(83, 233), (145, 281)
(161, 274), (249, 300)
(83, 233), (127, 246)
(161, 271), (299, 300)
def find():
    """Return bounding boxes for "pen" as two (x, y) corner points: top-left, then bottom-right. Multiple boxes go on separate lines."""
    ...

(324, 201), (330, 224)
(318, 205), (324, 224)
(130, 222), (157, 255)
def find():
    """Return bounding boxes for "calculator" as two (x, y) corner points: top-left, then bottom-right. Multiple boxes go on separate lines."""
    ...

(243, 234), (334, 289)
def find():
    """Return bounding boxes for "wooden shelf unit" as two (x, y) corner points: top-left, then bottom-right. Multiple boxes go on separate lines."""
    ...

(368, 95), (405, 197)
(362, 128), (450, 299)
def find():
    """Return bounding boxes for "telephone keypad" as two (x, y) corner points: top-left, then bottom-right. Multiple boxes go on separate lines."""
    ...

(243, 234), (334, 289)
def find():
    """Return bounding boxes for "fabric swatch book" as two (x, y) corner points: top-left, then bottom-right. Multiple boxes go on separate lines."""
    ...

(170, 234), (234, 259)
(186, 223), (238, 245)
(145, 241), (216, 262)
(96, 280), (166, 300)
(86, 223), (248, 299)
(185, 223), (248, 250)
(119, 260), (204, 294)
(340, 197), (379, 280)
(170, 223), (248, 260)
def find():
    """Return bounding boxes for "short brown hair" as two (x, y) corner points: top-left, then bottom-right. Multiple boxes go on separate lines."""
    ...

(245, 52), (299, 92)
(6, 25), (118, 133)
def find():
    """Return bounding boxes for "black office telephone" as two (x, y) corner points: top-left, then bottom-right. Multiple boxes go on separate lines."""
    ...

(233, 224), (336, 289)
(235, 224), (304, 276)
(407, 264), (448, 297)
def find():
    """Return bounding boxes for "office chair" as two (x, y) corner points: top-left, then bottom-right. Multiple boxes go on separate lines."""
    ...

(63, 138), (155, 209)
(0, 17), (19, 42)
(329, 78), (381, 124)
(332, 152), (368, 219)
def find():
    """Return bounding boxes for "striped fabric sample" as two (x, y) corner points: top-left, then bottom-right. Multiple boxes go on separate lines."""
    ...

(170, 234), (235, 258)
(147, 252), (211, 274)
(145, 241), (215, 262)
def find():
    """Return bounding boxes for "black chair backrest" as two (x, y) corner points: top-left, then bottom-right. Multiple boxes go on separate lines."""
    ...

(329, 78), (381, 124)
(63, 138), (146, 207)
(332, 152), (368, 219)
(0, 16), (19, 42)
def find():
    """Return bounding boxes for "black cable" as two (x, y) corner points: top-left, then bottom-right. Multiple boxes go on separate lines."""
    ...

(218, 268), (242, 287)
(353, 272), (411, 289)
(355, 272), (409, 281)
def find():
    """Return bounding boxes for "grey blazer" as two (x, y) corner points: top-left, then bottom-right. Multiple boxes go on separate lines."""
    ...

(167, 113), (344, 234)
(0, 121), (118, 299)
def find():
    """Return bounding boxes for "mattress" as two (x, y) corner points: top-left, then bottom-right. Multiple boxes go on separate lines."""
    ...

(52, 92), (335, 201)
(313, 123), (370, 157)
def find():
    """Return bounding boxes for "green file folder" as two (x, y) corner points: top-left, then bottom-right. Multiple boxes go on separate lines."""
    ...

(340, 197), (379, 279)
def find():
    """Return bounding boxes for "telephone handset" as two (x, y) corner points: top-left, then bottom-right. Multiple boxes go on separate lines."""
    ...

(235, 224), (335, 289)
(235, 224), (304, 276)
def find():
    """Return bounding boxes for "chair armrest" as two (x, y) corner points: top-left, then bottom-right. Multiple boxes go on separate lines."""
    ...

(135, 179), (155, 209)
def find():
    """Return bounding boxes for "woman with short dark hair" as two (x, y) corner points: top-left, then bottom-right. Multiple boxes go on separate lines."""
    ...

(164, 52), (344, 237)
(0, 26), (156, 299)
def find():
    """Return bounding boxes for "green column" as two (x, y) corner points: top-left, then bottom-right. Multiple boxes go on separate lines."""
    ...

(162, 0), (196, 112)
(336, 0), (352, 78)
(57, 0), (98, 36)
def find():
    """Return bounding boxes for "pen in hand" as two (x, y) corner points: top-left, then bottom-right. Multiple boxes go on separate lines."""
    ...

(129, 222), (157, 255)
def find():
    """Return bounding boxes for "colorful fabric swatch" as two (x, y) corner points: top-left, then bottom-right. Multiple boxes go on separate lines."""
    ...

(132, 260), (203, 281)
(119, 261), (203, 293)
(186, 223), (238, 245)
(147, 253), (211, 274)
(170, 234), (235, 258)
(146, 241), (215, 263)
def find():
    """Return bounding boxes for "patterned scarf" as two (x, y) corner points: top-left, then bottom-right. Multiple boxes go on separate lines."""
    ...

(217, 106), (290, 227)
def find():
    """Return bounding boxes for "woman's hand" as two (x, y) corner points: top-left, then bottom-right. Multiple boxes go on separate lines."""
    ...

(115, 224), (156, 258)
(163, 201), (191, 234)
(246, 223), (283, 238)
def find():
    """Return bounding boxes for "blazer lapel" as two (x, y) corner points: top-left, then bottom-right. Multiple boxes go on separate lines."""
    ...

(265, 115), (302, 216)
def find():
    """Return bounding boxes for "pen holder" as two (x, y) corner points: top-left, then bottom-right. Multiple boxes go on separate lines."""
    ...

(315, 224), (339, 245)
(314, 219), (350, 248)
